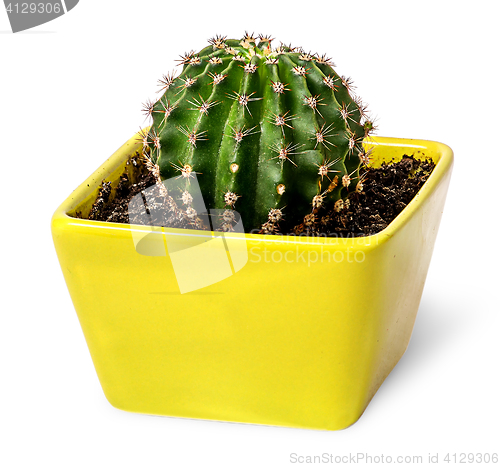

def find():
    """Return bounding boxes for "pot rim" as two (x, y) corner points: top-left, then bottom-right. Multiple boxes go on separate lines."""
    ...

(52, 133), (453, 250)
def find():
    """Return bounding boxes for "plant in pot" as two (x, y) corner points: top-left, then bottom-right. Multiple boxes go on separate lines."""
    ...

(52, 33), (453, 430)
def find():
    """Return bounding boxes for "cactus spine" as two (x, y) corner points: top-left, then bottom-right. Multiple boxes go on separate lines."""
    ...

(142, 34), (375, 233)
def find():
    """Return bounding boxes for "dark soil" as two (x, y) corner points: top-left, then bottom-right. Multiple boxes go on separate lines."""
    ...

(83, 155), (189, 229)
(311, 155), (435, 236)
(76, 152), (435, 237)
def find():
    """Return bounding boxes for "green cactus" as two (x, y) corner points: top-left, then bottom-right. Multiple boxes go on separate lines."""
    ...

(141, 33), (375, 233)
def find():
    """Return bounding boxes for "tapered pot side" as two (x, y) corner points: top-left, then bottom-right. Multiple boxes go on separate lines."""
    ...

(51, 134), (453, 430)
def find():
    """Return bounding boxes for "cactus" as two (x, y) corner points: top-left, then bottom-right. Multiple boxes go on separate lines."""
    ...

(141, 33), (375, 233)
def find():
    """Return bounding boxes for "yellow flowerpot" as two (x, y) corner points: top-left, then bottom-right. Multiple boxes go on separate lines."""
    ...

(51, 133), (453, 430)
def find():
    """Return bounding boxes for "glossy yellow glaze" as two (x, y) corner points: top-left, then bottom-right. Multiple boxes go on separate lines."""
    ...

(52, 133), (453, 430)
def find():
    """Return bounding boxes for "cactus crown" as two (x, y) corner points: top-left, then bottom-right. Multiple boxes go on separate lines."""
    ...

(141, 33), (375, 233)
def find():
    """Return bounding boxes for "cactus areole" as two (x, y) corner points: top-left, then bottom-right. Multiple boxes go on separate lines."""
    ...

(142, 34), (375, 233)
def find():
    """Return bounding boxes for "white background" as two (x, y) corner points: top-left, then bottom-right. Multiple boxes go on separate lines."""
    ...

(1, 1), (499, 465)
